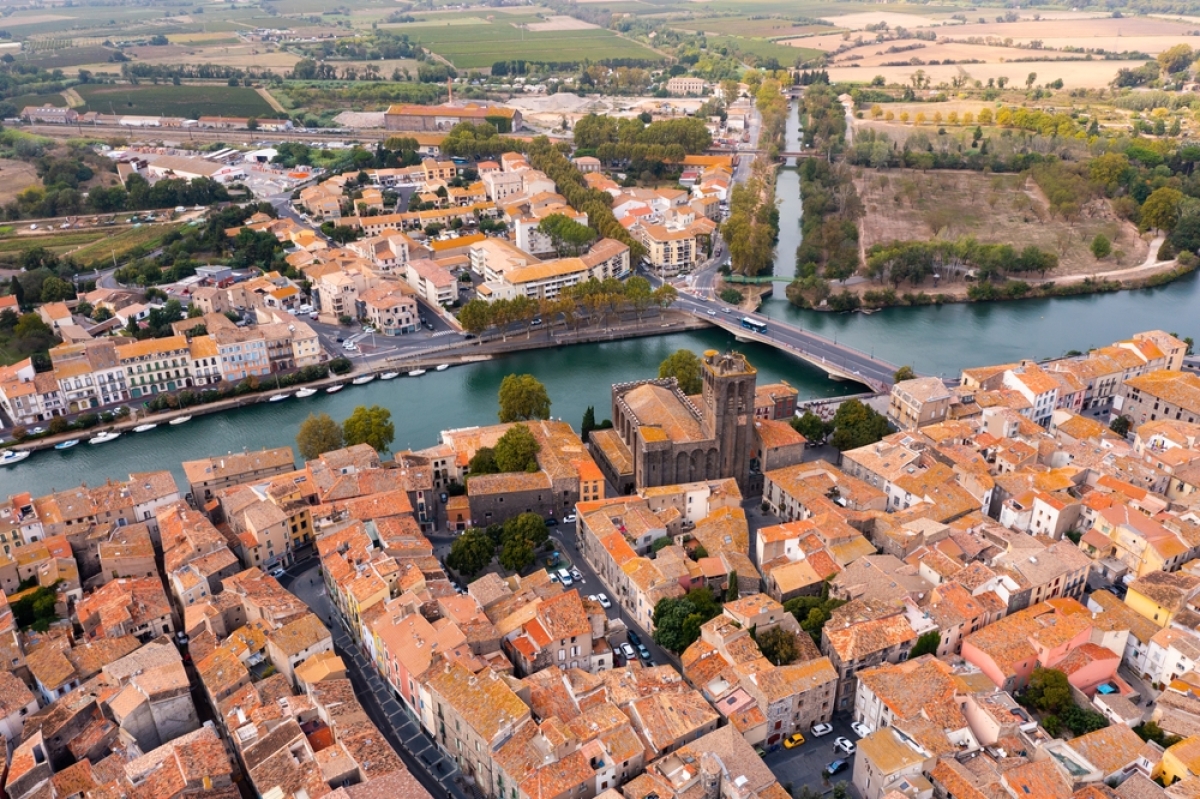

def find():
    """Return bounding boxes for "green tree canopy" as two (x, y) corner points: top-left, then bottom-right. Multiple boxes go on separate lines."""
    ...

(790, 411), (831, 443)
(909, 630), (941, 658)
(658, 349), (703, 395)
(893, 366), (916, 382)
(469, 446), (499, 476)
(1142, 187), (1185, 233)
(757, 626), (798, 666)
(652, 589), (722, 653)
(538, 212), (598, 258)
(296, 412), (345, 460)
(343, 405), (395, 452)
(1090, 234), (1112, 259)
(504, 512), (549, 549)
(498, 374), (551, 422)
(1023, 667), (1072, 714)
(830, 399), (891, 451)
(494, 424), (541, 472)
(447, 528), (494, 577)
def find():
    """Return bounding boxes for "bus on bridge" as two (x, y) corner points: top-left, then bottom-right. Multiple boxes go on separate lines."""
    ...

(741, 317), (768, 335)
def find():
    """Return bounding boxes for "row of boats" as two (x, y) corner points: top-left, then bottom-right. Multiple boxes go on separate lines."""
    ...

(0, 363), (453, 467)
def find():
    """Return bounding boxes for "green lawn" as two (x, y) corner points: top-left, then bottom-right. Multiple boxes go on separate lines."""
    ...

(398, 21), (665, 69)
(75, 83), (275, 119)
(72, 223), (183, 266)
(9, 93), (67, 110)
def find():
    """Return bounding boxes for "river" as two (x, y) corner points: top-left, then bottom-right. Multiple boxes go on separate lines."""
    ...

(0, 330), (851, 497)
(761, 100), (1200, 378)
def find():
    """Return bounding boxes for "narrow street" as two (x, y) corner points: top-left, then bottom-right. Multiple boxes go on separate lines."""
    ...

(279, 559), (470, 799)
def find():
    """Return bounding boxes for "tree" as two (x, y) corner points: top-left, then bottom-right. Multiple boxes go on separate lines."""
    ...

(1026, 72), (1038, 88)
(1141, 187), (1184, 233)
(910, 630), (941, 658)
(829, 399), (891, 451)
(726, 571), (738, 602)
(652, 589), (722, 653)
(1158, 43), (1194, 74)
(498, 374), (551, 422)
(538, 213), (597, 257)
(296, 413), (344, 460)
(581, 406), (597, 439)
(343, 405), (395, 452)
(790, 411), (831, 444)
(499, 535), (535, 572)
(1091, 234), (1112, 259)
(1024, 667), (1072, 714)
(459, 299), (492, 338)
(758, 626), (798, 666)
(494, 424), (541, 472)
(504, 512), (549, 549)
(8, 276), (23, 310)
(893, 365), (916, 382)
(1110, 415), (1132, 437)
(468, 447), (499, 476)
(658, 349), (703, 394)
(446, 528), (494, 577)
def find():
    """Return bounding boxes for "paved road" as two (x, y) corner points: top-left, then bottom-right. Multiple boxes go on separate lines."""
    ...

(764, 716), (860, 797)
(279, 558), (469, 799)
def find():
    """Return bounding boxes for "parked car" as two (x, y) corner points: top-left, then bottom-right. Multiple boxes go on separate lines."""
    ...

(850, 722), (872, 738)
(596, 593), (612, 609)
(621, 643), (636, 660)
(269, 567), (286, 578)
(570, 568), (583, 582)
(783, 732), (805, 749)
(824, 760), (848, 777)
(637, 644), (651, 661)
(563, 513), (577, 523)
(810, 723), (833, 737)
(557, 568), (573, 586)
(627, 630), (641, 647)
(834, 737), (856, 755)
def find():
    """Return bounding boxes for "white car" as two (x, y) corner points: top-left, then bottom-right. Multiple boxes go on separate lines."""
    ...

(563, 513), (577, 523)
(834, 737), (856, 755)
(621, 643), (636, 660)
(810, 723), (834, 737)
(850, 722), (872, 738)
(269, 567), (286, 578)
(597, 593), (612, 609)
(570, 568), (583, 582)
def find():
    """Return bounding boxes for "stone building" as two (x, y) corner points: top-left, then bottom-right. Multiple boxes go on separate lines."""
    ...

(592, 350), (756, 493)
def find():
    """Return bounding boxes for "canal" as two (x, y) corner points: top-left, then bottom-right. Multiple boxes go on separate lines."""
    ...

(0, 329), (852, 497)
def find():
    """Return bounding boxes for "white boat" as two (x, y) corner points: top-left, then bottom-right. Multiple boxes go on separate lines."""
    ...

(380, 372), (399, 381)
(268, 393), (290, 402)
(54, 439), (79, 450)
(88, 431), (120, 445)
(133, 423), (157, 433)
(169, 415), (192, 425)
(295, 388), (317, 398)
(408, 369), (426, 377)
(0, 449), (30, 465)
(351, 374), (375, 385)
(326, 384), (344, 394)
(435, 364), (450, 372)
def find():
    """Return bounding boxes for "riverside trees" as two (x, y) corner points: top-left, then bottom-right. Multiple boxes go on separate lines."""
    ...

(457, 279), (677, 339)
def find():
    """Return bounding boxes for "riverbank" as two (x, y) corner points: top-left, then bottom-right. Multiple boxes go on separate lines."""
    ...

(6, 311), (710, 454)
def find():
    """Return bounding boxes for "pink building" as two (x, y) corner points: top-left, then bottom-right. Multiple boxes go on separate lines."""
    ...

(961, 599), (1123, 695)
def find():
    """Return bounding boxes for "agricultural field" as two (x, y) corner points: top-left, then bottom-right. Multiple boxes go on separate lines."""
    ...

(392, 20), (665, 69)
(13, 45), (119, 69)
(669, 17), (835, 38)
(8, 93), (68, 110)
(70, 223), (184, 267)
(73, 84), (276, 119)
(0, 160), (43, 206)
(0, 229), (107, 257)
(828, 59), (1151, 89)
(707, 34), (824, 64)
(854, 169), (1148, 277)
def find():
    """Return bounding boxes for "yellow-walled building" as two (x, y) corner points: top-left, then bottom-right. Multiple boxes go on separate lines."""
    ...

(1162, 736), (1200, 784)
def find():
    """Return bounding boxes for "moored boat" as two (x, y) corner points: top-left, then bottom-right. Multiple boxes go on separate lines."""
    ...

(408, 369), (426, 377)
(435, 363), (450, 371)
(351, 374), (375, 385)
(380, 372), (399, 380)
(0, 449), (30, 465)
(133, 423), (157, 433)
(54, 439), (79, 450)
(268, 393), (290, 402)
(169, 415), (192, 425)
(88, 431), (120, 445)
(295, 388), (317, 398)
(326, 384), (344, 394)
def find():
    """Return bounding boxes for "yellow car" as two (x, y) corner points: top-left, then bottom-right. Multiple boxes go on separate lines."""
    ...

(783, 732), (806, 749)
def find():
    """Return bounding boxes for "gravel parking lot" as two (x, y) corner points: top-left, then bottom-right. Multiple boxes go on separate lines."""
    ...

(763, 715), (861, 798)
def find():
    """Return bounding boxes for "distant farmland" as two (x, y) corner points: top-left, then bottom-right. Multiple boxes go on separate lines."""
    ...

(403, 21), (665, 69)
(75, 83), (276, 119)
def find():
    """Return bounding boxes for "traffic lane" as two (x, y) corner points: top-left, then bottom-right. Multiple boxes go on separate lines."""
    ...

(548, 525), (672, 668)
(764, 716), (859, 796)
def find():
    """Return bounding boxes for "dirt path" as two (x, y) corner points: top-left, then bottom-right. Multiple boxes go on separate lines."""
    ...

(1054, 235), (1174, 284)
(61, 88), (84, 108)
(255, 87), (286, 114)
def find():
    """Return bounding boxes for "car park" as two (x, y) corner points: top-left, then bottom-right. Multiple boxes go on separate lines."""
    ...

(783, 732), (805, 749)
(824, 760), (848, 777)
(621, 643), (636, 660)
(597, 593), (612, 608)
(850, 722), (872, 738)
(834, 737), (856, 755)
(810, 723), (833, 737)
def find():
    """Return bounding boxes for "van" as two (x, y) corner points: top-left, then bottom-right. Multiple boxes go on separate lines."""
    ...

(557, 568), (573, 586)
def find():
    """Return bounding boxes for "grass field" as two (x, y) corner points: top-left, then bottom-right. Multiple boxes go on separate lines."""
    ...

(8, 93), (67, 110)
(0, 160), (42, 206)
(854, 168), (1148, 277)
(74, 84), (275, 119)
(670, 17), (834, 38)
(398, 20), (665, 68)
(12, 45), (117, 69)
(828, 59), (1146, 89)
(0, 229), (107, 256)
(706, 35), (822, 64)
(71, 223), (183, 266)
